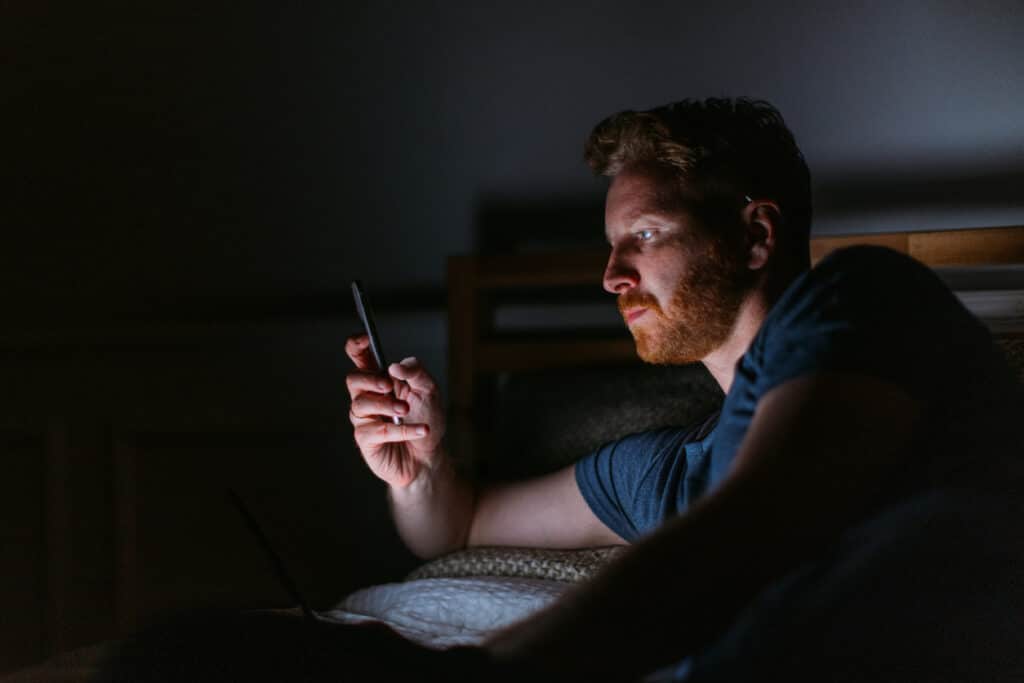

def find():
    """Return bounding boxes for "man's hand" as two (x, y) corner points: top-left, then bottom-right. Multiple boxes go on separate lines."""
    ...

(345, 334), (446, 489)
(345, 332), (621, 559)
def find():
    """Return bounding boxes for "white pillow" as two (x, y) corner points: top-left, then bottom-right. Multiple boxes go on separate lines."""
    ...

(324, 576), (570, 649)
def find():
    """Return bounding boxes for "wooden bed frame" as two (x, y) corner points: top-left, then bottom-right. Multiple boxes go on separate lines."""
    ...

(446, 225), (1024, 466)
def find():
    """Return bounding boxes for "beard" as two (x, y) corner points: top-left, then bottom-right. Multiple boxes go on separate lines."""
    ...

(618, 237), (750, 365)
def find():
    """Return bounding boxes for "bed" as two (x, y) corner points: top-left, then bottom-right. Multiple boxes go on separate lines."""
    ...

(4, 225), (1023, 681)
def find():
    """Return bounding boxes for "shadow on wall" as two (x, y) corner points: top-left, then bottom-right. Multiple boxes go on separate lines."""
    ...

(814, 160), (1024, 234)
(473, 160), (1024, 255)
(816, 161), (1024, 212)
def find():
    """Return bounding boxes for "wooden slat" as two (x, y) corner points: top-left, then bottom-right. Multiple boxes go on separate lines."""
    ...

(468, 250), (607, 288)
(447, 256), (480, 411)
(810, 233), (910, 264)
(908, 226), (1024, 266)
(44, 422), (69, 657)
(810, 226), (1024, 267)
(447, 256), (482, 467)
(113, 434), (138, 637)
(0, 426), (47, 673)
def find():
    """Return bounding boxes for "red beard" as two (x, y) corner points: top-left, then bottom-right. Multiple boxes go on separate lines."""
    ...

(618, 237), (749, 365)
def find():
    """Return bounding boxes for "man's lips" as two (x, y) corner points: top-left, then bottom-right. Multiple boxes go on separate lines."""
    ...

(624, 307), (647, 324)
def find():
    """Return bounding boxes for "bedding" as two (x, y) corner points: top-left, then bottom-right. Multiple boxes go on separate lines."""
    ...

(327, 576), (570, 648)
(0, 547), (623, 681)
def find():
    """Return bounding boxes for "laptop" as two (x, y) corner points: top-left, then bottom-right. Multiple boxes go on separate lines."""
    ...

(226, 488), (331, 623)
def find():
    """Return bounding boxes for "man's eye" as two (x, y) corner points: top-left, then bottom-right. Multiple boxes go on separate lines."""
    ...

(635, 229), (656, 241)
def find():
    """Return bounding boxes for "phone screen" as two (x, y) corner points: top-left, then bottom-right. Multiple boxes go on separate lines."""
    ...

(351, 280), (402, 425)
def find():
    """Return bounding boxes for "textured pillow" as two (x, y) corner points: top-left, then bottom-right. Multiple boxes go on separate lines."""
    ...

(406, 545), (627, 583)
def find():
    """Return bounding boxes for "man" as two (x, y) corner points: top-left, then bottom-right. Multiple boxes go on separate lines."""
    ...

(345, 99), (1024, 681)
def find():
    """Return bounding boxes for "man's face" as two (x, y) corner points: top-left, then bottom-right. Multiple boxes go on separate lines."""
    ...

(602, 163), (750, 364)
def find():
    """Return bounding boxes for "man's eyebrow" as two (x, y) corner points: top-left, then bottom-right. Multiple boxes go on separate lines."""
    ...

(622, 209), (674, 226)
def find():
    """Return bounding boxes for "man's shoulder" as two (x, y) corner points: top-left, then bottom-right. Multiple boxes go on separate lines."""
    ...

(814, 244), (934, 280)
(599, 410), (720, 459)
(767, 245), (955, 333)
(802, 244), (938, 294)
(741, 242), (993, 404)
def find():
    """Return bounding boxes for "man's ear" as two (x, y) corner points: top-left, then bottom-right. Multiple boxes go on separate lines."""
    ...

(742, 200), (782, 271)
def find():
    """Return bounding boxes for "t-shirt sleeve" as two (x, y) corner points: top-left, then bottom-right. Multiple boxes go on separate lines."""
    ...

(574, 425), (708, 542)
(750, 246), (985, 400)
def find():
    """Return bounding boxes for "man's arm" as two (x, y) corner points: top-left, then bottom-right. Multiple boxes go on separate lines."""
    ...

(486, 372), (922, 682)
(391, 458), (625, 558)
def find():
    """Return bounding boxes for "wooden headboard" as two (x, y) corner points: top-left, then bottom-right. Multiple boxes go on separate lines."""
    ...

(446, 225), (1024, 468)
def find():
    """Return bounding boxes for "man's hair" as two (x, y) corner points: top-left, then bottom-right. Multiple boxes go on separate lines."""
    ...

(584, 98), (812, 245)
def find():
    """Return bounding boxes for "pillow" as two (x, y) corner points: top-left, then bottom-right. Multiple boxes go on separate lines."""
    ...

(328, 577), (570, 649)
(481, 362), (723, 481)
(405, 545), (627, 583)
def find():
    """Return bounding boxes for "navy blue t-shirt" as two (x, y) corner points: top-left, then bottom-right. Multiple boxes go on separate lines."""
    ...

(577, 246), (1023, 542)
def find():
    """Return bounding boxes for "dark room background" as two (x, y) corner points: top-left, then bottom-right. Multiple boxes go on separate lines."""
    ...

(2, 0), (1023, 673)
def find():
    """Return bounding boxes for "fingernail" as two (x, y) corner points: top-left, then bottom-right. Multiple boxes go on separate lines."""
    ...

(394, 403), (407, 414)
(400, 356), (416, 366)
(415, 426), (427, 436)
(378, 380), (390, 390)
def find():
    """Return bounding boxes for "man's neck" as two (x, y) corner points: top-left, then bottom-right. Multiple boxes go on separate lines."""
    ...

(702, 253), (811, 393)
(702, 292), (771, 394)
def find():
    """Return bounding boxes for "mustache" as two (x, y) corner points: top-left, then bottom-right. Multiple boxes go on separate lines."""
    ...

(618, 291), (663, 316)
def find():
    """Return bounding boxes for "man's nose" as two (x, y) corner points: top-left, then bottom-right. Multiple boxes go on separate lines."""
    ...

(603, 251), (639, 294)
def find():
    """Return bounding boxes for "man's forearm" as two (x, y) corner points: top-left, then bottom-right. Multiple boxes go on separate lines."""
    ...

(388, 452), (477, 559)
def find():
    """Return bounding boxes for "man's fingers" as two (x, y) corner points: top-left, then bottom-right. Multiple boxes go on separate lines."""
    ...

(346, 370), (394, 398)
(350, 394), (409, 421)
(388, 357), (436, 394)
(345, 334), (379, 371)
(356, 421), (429, 447)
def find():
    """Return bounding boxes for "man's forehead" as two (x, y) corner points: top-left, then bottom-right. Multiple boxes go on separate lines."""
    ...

(605, 168), (693, 232)
(617, 205), (677, 224)
(608, 164), (689, 207)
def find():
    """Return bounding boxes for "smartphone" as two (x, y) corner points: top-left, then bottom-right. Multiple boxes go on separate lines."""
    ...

(351, 280), (402, 425)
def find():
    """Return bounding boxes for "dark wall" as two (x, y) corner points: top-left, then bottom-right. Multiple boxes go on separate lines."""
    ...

(5, 1), (1024, 320)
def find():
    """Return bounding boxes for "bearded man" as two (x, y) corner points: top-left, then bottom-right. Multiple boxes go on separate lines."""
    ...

(344, 99), (1024, 681)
